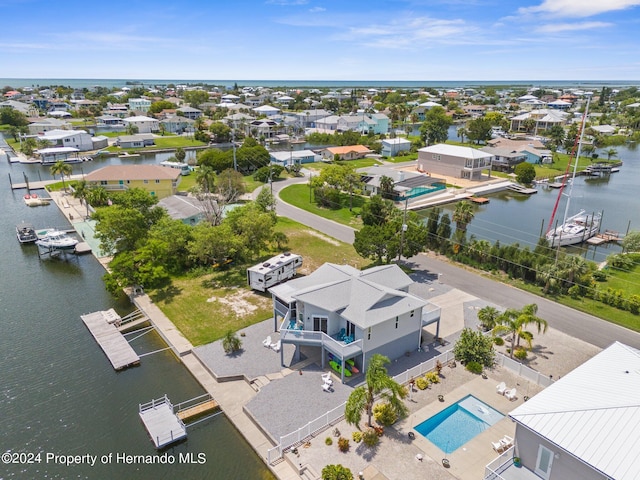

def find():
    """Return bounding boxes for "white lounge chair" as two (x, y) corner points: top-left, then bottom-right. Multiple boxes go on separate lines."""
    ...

(501, 435), (514, 449)
(505, 388), (517, 401)
(492, 440), (505, 453)
(322, 382), (332, 392)
(496, 381), (507, 395)
(262, 335), (272, 348)
(321, 372), (333, 385)
(271, 339), (281, 352)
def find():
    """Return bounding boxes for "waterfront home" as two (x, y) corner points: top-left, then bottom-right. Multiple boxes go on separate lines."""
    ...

(321, 145), (372, 161)
(160, 116), (195, 134)
(37, 129), (94, 152)
(250, 119), (280, 139)
(479, 146), (527, 172)
(123, 115), (159, 134)
(270, 149), (320, 167)
(116, 134), (156, 149)
(510, 109), (568, 132)
(28, 118), (71, 135)
(294, 109), (332, 128)
(0, 99), (38, 117)
(381, 137), (412, 157)
(269, 263), (441, 382)
(128, 97), (152, 113)
(418, 144), (493, 180)
(253, 105), (281, 117)
(497, 342), (640, 480)
(359, 165), (446, 200)
(85, 165), (181, 199)
(412, 101), (442, 121)
(96, 114), (125, 128)
(176, 106), (203, 120)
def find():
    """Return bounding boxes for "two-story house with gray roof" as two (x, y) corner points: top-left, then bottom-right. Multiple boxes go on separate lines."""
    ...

(269, 263), (440, 382)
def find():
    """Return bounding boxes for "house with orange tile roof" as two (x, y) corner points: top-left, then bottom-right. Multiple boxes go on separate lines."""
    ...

(321, 145), (373, 161)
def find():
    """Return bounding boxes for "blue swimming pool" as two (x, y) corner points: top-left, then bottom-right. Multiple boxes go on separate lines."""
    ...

(414, 395), (503, 453)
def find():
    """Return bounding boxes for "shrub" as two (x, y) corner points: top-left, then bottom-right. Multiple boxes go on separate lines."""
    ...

(373, 402), (398, 426)
(494, 336), (504, 346)
(435, 359), (443, 375)
(222, 330), (242, 354)
(425, 371), (440, 384)
(322, 464), (353, 480)
(337, 437), (350, 453)
(325, 437), (333, 446)
(352, 431), (362, 443)
(453, 327), (496, 368)
(362, 429), (380, 447)
(466, 361), (483, 374)
(415, 377), (428, 390)
(592, 270), (608, 282)
(373, 425), (384, 437)
(514, 347), (528, 360)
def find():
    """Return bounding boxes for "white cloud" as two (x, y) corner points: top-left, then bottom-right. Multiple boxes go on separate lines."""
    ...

(339, 16), (471, 49)
(535, 21), (612, 33)
(309, 6), (325, 13)
(519, 0), (640, 18)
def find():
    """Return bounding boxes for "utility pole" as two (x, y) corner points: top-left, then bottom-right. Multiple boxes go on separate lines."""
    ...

(398, 196), (409, 262)
(232, 121), (237, 171)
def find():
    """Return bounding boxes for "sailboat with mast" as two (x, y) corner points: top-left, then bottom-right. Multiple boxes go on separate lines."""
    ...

(545, 93), (601, 247)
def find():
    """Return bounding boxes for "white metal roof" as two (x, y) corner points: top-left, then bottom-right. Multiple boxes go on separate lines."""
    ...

(510, 342), (640, 480)
(419, 143), (493, 159)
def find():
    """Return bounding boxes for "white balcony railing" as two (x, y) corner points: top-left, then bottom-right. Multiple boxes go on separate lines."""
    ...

(279, 327), (363, 357)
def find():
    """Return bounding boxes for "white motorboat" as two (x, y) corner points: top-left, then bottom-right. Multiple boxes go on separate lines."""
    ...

(16, 222), (38, 243)
(545, 93), (601, 247)
(35, 230), (78, 251)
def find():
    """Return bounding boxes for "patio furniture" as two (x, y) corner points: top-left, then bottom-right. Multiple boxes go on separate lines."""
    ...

(501, 435), (514, 449)
(262, 335), (272, 348)
(505, 388), (517, 401)
(271, 339), (281, 352)
(496, 381), (507, 395)
(321, 372), (333, 386)
(338, 328), (346, 341)
(492, 440), (505, 453)
(322, 382), (332, 392)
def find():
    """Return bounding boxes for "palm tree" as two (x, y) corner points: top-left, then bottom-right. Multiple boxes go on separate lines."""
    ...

(50, 160), (72, 192)
(606, 148), (618, 161)
(452, 200), (474, 233)
(492, 304), (548, 358)
(345, 354), (407, 429)
(379, 175), (395, 199)
(222, 330), (242, 354)
(477, 306), (500, 332)
(457, 127), (467, 143)
(195, 164), (216, 193)
(72, 180), (91, 218)
(87, 186), (109, 207)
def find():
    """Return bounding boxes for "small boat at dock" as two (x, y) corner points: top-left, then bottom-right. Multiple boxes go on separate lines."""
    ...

(119, 151), (141, 158)
(23, 193), (51, 206)
(35, 229), (79, 251)
(16, 222), (38, 243)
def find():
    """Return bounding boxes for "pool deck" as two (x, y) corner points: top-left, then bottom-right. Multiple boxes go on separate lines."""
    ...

(399, 375), (530, 480)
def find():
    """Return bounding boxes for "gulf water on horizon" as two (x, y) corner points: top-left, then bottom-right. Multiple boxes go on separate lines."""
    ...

(3, 78), (640, 90)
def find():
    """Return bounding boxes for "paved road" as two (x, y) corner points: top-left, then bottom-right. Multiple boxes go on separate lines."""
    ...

(269, 174), (640, 351)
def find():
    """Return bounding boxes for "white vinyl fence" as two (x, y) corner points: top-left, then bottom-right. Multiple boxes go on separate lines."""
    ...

(266, 349), (552, 464)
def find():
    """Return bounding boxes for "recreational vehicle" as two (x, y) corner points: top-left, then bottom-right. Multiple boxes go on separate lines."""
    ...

(160, 161), (191, 175)
(247, 253), (302, 292)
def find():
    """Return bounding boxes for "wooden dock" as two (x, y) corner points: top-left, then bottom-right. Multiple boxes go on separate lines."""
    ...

(587, 231), (622, 245)
(176, 398), (219, 421)
(80, 309), (140, 370)
(470, 197), (489, 204)
(506, 183), (537, 195)
(139, 395), (187, 449)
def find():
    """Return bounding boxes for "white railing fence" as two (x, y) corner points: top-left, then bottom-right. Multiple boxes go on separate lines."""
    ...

(484, 445), (515, 480)
(495, 352), (554, 387)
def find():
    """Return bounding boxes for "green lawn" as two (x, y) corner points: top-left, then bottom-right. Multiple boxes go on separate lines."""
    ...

(306, 158), (383, 171)
(148, 217), (366, 345)
(279, 183), (364, 228)
(153, 137), (206, 148)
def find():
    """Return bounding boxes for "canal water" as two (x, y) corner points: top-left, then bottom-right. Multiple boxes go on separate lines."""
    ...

(418, 143), (640, 263)
(0, 142), (273, 478)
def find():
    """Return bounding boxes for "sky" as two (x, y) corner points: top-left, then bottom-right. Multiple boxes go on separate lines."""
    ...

(1, 0), (640, 81)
